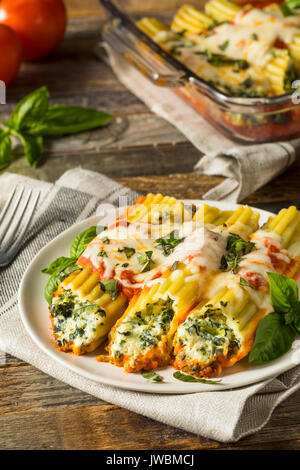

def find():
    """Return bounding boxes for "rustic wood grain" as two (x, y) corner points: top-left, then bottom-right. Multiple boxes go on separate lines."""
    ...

(0, 0), (300, 451)
(65, 0), (206, 19)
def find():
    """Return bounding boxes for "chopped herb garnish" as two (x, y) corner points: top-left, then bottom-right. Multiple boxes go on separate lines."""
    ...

(170, 45), (182, 56)
(100, 279), (118, 300)
(118, 246), (136, 258)
(241, 77), (253, 89)
(219, 40), (229, 51)
(220, 233), (255, 274)
(170, 260), (179, 271)
(220, 301), (228, 307)
(173, 371), (221, 384)
(207, 20), (229, 30)
(142, 370), (163, 383)
(195, 50), (249, 69)
(252, 33), (259, 41)
(137, 251), (153, 272)
(101, 236), (110, 244)
(155, 230), (184, 256)
(122, 263), (129, 268)
(97, 250), (107, 257)
(240, 277), (254, 289)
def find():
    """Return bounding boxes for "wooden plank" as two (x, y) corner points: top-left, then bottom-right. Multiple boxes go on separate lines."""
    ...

(4, 143), (200, 181)
(0, 362), (101, 414)
(3, 151), (300, 202)
(118, 164), (300, 204)
(65, 0), (206, 19)
(0, 372), (299, 449)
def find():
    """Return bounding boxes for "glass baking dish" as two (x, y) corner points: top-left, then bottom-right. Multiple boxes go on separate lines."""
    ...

(100, 0), (300, 144)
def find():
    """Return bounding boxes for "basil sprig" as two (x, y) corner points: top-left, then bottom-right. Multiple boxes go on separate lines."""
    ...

(249, 273), (300, 366)
(155, 230), (184, 256)
(42, 226), (98, 304)
(0, 87), (113, 170)
(220, 233), (255, 274)
(173, 371), (221, 384)
(137, 251), (153, 272)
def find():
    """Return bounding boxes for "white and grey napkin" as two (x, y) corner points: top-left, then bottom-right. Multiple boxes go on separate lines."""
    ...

(96, 44), (300, 203)
(0, 167), (300, 443)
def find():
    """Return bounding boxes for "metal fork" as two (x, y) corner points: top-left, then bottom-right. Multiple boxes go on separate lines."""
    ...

(0, 186), (40, 267)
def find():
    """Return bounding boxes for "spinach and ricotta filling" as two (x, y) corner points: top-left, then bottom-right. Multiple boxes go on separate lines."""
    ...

(51, 289), (106, 348)
(176, 307), (240, 365)
(111, 297), (175, 359)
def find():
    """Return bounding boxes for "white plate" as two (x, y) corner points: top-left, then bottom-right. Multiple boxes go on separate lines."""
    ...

(19, 200), (300, 393)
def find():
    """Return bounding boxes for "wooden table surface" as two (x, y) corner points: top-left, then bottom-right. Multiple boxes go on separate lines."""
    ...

(1, 0), (300, 450)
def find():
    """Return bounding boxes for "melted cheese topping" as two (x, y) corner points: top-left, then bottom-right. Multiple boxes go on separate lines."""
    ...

(155, 7), (300, 96)
(79, 223), (228, 290)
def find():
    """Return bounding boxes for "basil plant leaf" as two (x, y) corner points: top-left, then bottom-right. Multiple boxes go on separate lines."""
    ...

(26, 105), (113, 136)
(0, 133), (12, 170)
(249, 312), (295, 365)
(9, 86), (49, 130)
(44, 264), (81, 305)
(267, 272), (298, 314)
(16, 133), (43, 168)
(42, 256), (77, 275)
(285, 301), (300, 335)
(70, 226), (98, 259)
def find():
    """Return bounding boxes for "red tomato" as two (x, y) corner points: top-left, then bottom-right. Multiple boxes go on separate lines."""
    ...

(0, 0), (67, 61)
(0, 24), (22, 84)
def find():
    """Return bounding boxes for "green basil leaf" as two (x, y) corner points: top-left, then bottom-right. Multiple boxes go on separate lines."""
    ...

(100, 279), (119, 301)
(279, 0), (300, 16)
(267, 272), (298, 314)
(14, 131), (43, 168)
(173, 371), (222, 384)
(0, 133), (12, 170)
(70, 226), (97, 258)
(249, 312), (295, 365)
(285, 301), (300, 335)
(42, 256), (76, 275)
(142, 370), (163, 383)
(137, 251), (153, 272)
(221, 233), (256, 274)
(26, 105), (113, 136)
(9, 87), (49, 130)
(44, 264), (81, 304)
(155, 230), (184, 256)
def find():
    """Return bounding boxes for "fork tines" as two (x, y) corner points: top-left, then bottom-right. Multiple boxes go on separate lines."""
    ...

(0, 186), (40, 267)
